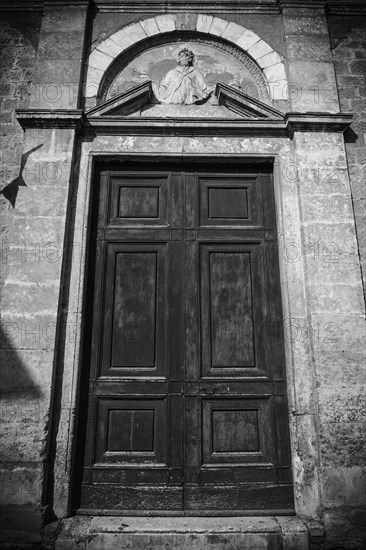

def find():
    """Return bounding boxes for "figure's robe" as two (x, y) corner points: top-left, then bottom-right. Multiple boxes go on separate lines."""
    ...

(152, 66), (210, 105)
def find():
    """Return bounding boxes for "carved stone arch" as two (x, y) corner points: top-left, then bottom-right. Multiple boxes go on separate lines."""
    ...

(84, 15), (288, 106)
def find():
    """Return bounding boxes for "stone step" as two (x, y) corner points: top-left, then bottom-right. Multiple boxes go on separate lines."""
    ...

(53, 516), (310, 550)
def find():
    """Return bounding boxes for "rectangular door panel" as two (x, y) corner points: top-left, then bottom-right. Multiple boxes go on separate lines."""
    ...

(95, 398), (167, 465)
(199, 176), (260, 227)
(200, 243), (266, 378)
(107, 174), (169, 227)
(101, 242), (169, 377)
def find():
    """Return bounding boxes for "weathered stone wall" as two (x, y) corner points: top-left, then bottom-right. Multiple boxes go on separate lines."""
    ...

(320, 17), (366, 547)
(0, 11), (45, 538)
(0, 5), (88, 540)
(329, 15), (366, 294)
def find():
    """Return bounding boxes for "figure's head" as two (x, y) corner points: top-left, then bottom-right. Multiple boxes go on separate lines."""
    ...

(178, 49), (194, 67)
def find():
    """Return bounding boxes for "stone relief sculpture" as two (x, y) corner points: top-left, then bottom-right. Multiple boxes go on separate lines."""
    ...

(149, 49), (212, 105)
(105, 42), (270, 105)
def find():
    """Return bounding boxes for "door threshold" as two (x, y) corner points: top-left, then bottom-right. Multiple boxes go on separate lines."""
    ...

(47, 515), (320, 550)
(76, 508), (295, 516)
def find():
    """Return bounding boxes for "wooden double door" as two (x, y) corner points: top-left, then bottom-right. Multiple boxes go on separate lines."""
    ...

(78, 162), (294, 514)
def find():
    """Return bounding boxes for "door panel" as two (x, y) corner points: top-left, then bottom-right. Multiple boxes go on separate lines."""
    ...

(78, 163), (294, 514)
(101, 243), (168, 376)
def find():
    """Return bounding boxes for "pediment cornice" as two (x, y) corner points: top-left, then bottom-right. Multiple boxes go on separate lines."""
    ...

(16, 82), (352, 137)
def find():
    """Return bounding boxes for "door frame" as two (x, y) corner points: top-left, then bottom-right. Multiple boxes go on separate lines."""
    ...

(74, 159), (294, 515)
(52, 148), (321, 521)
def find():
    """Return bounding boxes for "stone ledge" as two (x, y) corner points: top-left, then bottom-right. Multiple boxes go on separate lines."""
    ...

(48, 515), (311, 550)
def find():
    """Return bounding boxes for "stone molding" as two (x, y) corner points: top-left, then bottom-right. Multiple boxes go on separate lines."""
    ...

(16, 108), (352, 137)
(85, 15), (287, 102)
(1, 1), (365, 14)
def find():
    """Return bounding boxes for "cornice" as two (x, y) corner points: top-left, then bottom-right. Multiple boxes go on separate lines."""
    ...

(15, 109), (352, 138)
(16, 109), (84, 129)
(1, 0), (365, 13)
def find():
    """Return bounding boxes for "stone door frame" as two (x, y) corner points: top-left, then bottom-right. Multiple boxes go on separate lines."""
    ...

(51, 138), (323, 520)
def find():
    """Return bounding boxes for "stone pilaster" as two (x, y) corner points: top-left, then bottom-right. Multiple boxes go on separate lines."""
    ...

(30, 2), (89, 109)
(282, 7), (340, 113)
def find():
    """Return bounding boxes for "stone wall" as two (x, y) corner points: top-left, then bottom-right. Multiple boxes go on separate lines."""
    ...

(0, 11), (45, 540)
(0, 5), (87, 540)
(329, 15), (366, 296)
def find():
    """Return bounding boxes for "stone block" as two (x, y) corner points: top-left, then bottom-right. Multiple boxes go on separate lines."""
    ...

(0, 468), (42, 506)
(221, 22), (247, 44)
(108, 28), (134, 51)
(23, 127), (75, 161)
(307, 281), (364, 314)
(282, 10), (328, 36)
(291, 414), (320, 507)
(0, 394), (51, 461)
(318, 386), (366, 424)
(1, 249), (63, 285)
(269, 80), (289, 100)
(1, 313), (63, 350)
(95, 37), (122, 60)
(314, 350), (366, 388)
(323, 507), (366, 548)
(235, 29), (261, 51)
(276, 516), (309, 550)
(264, 62), (287, 83)
(0, 504), (43, 543)
(0, 281), (60, 314)
(174, 14), (198, 32)
(13, 186), (69, 217)
(302, 223), (359, 257)
(5, 214), (66, 246)
(310, 311), (365, 360)
(37, 32), (84, 61)
(257, 51), (282, 69)
(155, 15), (175, 34)
(87, 49), (113, 72)
(285, 34), (332, 62)
(33, 59), (81, 85)
(350, 60), (366, 75)
(288, 61), (339, 112)
(300, 193), (354, 224)
(41, 6), (87, 33)
(337, 74), (365, 87)
(140, 17), (160, 37)
(320, 422), (366, 467)
(123, 23), (147, 44)
(28, 83), (79, 109)
(209, 17), (229, 38)
(85, 62), (104, 86)
(196, 14), (213, 34)
(247, 39), (273, 60)
(305, 253), (361, 285)
(286, 332), (316, 413)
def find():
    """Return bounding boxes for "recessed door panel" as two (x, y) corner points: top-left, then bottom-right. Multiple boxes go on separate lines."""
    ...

(101, 243), (168, 377)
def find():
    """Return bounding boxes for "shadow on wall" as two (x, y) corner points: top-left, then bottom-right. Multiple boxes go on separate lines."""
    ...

(0, 324), (43, 397)
(0, 145), (43, 208)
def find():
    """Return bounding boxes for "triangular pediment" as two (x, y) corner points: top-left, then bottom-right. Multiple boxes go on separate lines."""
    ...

(86, 81), (284, 120)
(215, 82), (284, 119)
(86, 81), (154, 117)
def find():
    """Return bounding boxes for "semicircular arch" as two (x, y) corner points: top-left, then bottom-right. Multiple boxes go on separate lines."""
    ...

(84, 14), (287, 105)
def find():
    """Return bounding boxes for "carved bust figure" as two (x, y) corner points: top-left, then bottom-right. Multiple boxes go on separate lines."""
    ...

(151, 49), (211, 105)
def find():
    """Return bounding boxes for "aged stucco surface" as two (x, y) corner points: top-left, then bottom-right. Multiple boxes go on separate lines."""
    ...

(0, 2), (365, 548)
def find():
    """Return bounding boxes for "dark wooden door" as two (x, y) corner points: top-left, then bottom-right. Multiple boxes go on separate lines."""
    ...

(78, 163), (294, 514)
